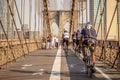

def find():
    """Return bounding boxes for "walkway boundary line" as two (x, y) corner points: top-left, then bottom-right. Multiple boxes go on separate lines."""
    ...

(71, 48), (112, 80)
(49, 46), (61, 80)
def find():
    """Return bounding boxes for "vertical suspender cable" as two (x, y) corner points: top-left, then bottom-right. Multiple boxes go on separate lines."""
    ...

(34, 0), (39, 48)
(0, 20), (16, 61)
(86, 0), (88, 23)
(38, 0), (40, 39)
(111, 1), (119, 68)
(21, 0), (23, 24)
(29, 0), (32, 40)
(78, 1), (80, 29)
(34, 0), (36, 40)
(99, 1), (118, 60)
(7, 0), (26, 56)
(14, 0), (30, 53)
(82, 0), (83, 28)
(97, 0), (106, 35)
(93, 0), (101, 28)
(79, 1), (81, 29)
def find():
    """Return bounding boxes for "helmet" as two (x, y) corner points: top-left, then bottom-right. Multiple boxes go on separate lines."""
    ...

(85, 22), (91, 28)
(87, 24), (92, 29)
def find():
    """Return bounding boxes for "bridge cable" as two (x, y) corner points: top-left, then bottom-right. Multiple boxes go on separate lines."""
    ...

(96, 0), (106, 35)
(86, 0), (88, 23)
(29, 0), (32, 45)
(0, 20), (16, 62)
(112, 0), (120, 68)
(81, 0), (83, 28)
(93, 0), (101, 28)
(7, 0), (26, 56)
(33, 0), (39, 48)
(14, 0), (30, 53)
(99, 1), (118, 62)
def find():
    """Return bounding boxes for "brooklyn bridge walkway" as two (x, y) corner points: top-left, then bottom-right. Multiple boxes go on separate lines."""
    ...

(0, 0), (120, 80)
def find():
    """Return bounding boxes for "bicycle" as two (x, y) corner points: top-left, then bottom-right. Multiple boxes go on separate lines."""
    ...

(63, 41), (68, 57)
(75, 39), (82, 56)
(84, 44), (94, 78)
(75, 44), (81, 56)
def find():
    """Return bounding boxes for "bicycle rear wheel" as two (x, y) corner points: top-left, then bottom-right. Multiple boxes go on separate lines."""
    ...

(64, 44), (68, 57)
(87, 66), (93, 78)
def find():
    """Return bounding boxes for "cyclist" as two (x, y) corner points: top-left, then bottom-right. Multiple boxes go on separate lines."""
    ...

(72, 31), (76, 48)
(62, 29), (69, 51)
(76, 29), (82, 52)
(80, 22), (97, 72)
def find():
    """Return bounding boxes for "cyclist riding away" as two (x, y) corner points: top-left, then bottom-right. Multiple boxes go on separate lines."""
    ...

(80, 22), (97, 72)
(62, 29), (69, 52)
(72, 31), (76, 48)
(75, 29), (82, 52)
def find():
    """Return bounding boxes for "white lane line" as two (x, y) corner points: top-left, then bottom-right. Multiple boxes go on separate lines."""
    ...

(22, 64), (33, 67)
(32, 69), (45, 76)
(21, 64), (33, 69)
(49, 46), (61, 80)
(71, 48), (112, 80)
(95, 67), (112, 80)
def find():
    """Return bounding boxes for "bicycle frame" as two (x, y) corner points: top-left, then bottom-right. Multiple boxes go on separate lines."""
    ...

(84, 45), (93, 78)
(63, 42), (68, 57)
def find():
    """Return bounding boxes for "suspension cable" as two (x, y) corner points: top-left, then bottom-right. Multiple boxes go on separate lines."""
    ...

(86, 0), (88, 23)
(105, 4), (118, 41)
(14, 0), (30, 53)
(0, 20), (16, 61)
(7, 0), (26, 56)
(38, 0), (40, 39)
(99, 1), (118, 60)
(93, 0), (101, 28)
(96, 0), (106, 35)
(81, 0), (83, 28)
(29, 0), (34, 49)
(112, 0), (120, 68)
(33, 0), (39, 48)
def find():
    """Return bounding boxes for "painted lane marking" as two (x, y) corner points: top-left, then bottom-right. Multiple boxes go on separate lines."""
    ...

(21, 64), (32, 69)
(21, 67), (26, 69)
(49, 46), (61, 80)
(95, 67), (112, 80)
(32, 69), (45, 75)
(71, 48), (112, 80)
(22, 64), (33, 67)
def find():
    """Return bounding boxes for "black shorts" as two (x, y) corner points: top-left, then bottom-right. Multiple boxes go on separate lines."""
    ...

(63, 38), (69, 46)
(76, 39), (80, 45)
(73, 39), (76, 43)
(82, 39), (96, 52)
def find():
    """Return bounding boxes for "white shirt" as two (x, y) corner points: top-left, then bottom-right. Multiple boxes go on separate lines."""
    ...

(63, 32), (69, 39)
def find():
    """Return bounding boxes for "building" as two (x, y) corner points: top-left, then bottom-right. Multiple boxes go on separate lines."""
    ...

(90, 0), (120, 40)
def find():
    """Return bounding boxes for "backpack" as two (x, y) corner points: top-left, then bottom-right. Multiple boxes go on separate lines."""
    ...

(83, 27), (97, 38)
